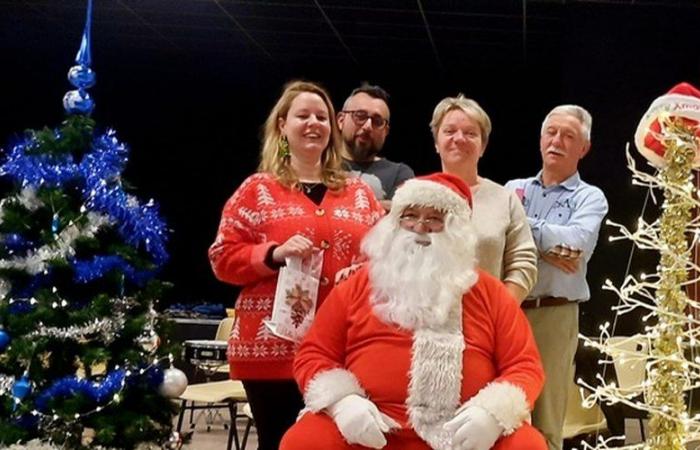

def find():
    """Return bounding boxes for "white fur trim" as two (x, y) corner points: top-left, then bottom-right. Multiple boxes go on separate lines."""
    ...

(406, 302), (464, 450)
(635, 92), (700, 169)
(392, 179), (471, 218)
(303, 368), (365, 412)
(458, 381), (530, 435)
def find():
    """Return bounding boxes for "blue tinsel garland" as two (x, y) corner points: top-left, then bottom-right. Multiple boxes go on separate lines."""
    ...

(0, 139), (78, 188)
(33, 365), (164, 413)
(34, 369), (125, 411)
(0, 127), (169, 267)
(72, 255), (153, 286)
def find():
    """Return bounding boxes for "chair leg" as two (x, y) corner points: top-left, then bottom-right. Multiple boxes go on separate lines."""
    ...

(241, 418), (253, 450)
(227, 401), (241, 450)
(176, 400), (187, 432)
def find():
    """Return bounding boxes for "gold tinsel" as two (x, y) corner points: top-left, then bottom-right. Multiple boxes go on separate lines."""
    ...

(647, 117), (697, 450)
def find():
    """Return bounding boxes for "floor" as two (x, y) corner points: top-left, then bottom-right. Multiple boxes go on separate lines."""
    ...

(176, 413), (700, 450)
(174, 403), (258, 450)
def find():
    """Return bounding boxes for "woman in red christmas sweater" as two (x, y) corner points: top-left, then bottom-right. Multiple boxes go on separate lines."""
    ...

(209, 80), (384, 450)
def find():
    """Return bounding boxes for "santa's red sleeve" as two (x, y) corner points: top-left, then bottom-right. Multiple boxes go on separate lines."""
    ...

(293, 273), (367, 412)
(208, 175), (278, 286)
(460, 278), (545, 435)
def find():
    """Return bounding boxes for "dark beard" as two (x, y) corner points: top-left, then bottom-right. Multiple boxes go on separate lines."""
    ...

(347, 141), (380, 163)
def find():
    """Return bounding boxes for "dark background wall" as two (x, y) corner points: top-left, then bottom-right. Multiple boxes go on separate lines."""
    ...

(1, 0), (699, 336)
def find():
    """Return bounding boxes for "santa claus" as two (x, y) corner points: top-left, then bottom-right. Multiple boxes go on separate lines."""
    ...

(280, 173), (547, 450)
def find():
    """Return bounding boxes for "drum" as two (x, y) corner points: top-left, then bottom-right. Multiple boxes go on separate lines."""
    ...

(183, 339), (228, 367)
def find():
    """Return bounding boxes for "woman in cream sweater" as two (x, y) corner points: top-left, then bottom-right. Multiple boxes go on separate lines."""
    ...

(430, 95), (537, 301)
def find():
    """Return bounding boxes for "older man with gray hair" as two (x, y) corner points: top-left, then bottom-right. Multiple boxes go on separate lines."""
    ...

(505, 105), (608, 450)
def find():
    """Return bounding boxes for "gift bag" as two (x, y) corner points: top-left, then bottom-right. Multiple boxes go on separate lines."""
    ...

(264, 251), (324, 343)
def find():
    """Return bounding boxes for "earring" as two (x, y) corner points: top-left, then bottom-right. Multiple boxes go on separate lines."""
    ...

(278, 135), (290, 158)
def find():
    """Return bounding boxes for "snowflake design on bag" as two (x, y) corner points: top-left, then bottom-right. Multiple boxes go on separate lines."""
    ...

(286, 284), (313, 327)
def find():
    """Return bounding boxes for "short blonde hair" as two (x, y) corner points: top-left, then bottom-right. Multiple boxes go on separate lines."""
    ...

(258, 80), (346, 190)
(429, 94), (492, 146)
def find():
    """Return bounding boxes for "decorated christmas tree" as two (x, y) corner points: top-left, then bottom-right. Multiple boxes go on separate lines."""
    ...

(579, 82), (700, 449)
(0, 1), (186, 448)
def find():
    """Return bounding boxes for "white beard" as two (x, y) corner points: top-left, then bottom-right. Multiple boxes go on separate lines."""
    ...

(361, 215), (478, 331)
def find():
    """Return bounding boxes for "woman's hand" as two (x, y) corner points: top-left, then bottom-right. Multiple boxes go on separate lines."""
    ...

(272, 235), (315, 263)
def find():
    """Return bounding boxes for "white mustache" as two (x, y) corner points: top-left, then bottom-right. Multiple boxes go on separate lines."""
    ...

(546, 146), (565, 156)
(414, 235), (432, 246)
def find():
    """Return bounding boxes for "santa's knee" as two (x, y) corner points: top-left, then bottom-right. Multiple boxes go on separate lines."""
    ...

(492, 424), (548, 450)
(279, 412), (351, 450)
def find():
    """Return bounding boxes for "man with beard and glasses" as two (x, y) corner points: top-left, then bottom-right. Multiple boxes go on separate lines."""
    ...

(505, 105), (608, 450)
(338, 84), (415, 210)
(280, 173), (546, 450)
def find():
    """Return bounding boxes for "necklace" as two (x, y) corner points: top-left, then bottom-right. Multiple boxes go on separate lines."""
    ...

(301, 182), (322, 193)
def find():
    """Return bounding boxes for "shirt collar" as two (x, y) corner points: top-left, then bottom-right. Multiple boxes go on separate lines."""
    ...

(534, 171), (580, 191)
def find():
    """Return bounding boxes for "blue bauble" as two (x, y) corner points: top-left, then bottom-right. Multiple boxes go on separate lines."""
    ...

(63, 89), (94, 115)
(0, 330), (9, 352)
(51, 214), (60, 234)
(4, 233), (27, 252)
(8, 300), (34, 315)
(67, 64), (96, 89)
(12, 376), (31, 400)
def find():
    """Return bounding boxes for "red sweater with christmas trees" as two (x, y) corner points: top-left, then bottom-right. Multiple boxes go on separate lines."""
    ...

(209, 173), (384, 380)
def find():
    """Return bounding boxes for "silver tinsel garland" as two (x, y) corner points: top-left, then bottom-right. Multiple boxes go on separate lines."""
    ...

(0, 211), (112, 275)
(30, 313), (126, 343)
(0, 374), (15, 397)
(0, 211), (113, 298)
(0, 188), (43, 225)
(26, 297), (143, 343)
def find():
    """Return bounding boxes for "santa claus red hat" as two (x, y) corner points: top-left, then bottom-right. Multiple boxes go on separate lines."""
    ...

(391, 172), (472, 218)
(635, 81), (700, 168)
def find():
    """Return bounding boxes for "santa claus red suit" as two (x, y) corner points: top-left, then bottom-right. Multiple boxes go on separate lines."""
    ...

(281, 173), (547, 450)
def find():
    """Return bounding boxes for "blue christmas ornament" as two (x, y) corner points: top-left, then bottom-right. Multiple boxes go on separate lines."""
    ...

(12, 375), (31, 400)
(0, 329), (10, 352)
(67, 65), (96, 89)
(63, 0), (94, 116)
(4, 233), (29, 252)
(51, 213), (60, 234)
(8, 299), (35, 315)
(63, 89), (95, 115)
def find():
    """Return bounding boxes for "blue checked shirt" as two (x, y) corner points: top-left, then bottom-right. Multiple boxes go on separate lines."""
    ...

(505, 172), (608, 302)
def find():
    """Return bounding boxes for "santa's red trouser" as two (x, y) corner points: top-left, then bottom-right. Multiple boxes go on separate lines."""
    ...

(280, 412), (547, 450)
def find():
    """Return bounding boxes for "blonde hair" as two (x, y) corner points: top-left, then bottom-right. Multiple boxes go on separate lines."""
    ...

(429, 94), (492, 146)
(258, 80), (346, 190)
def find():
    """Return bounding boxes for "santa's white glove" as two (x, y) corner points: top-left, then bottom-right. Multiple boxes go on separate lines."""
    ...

(326, 394), (398, 449)
(444, 406), (504, 450)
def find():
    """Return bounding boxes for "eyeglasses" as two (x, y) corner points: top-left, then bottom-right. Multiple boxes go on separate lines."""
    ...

(398, 213), (445, 231)
(342, 110), (389, 129)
